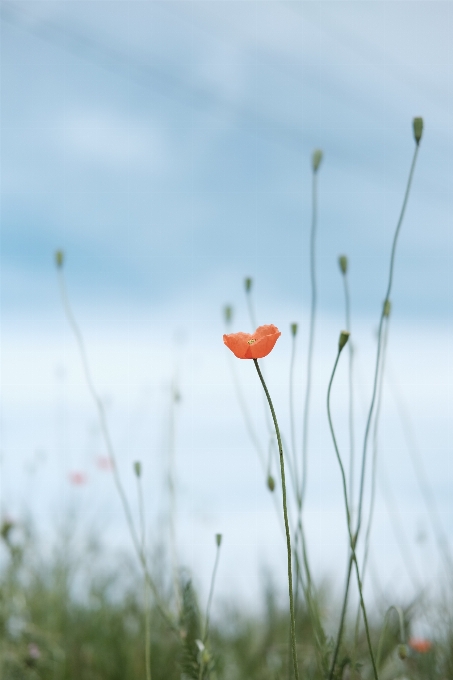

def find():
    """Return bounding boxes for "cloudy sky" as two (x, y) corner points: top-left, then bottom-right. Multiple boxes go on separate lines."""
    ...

(1, 1), (452, 620)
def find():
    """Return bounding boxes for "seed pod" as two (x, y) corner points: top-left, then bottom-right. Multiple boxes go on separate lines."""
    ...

(224, 305), (233, 324)
(398, 644), (408, 660)
(267, 475), (275, 492)
(383, 299), (391, 318)
(55, 250), (64, 268)
(312, 149), (323, 173)
(338, 330), (350, 352)
(244, 277), (253, 293)
(413, 117), (423, 145)
(290, 323), (298, 337)
(216, 533), (222, 547)
(338, 255), (348, 275)
(133, 461), (142, 478)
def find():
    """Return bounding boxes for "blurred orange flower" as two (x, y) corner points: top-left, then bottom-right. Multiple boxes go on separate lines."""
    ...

(223, 324), (281, 359)
(409, 638), (432, 653)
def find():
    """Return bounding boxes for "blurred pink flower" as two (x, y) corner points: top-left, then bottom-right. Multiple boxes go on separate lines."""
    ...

(96, 456), (113, 471)
(69, 472), (87, 486)
(28, 643), (41, 660)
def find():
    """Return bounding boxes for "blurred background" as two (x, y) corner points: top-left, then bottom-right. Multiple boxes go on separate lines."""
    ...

(0, 0), (452, 625)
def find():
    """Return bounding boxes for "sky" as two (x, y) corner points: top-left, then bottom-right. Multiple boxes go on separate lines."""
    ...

(1, 0), (452, 624)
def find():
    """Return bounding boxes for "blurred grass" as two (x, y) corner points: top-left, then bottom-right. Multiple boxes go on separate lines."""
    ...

(1, 520), (452, 679)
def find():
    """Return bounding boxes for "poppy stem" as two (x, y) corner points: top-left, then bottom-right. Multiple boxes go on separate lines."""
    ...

(327, 347), (379, 680)
(253, 358), (299, 680)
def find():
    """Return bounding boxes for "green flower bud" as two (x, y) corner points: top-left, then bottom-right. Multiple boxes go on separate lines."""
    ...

(413, 117), (423, 145)
(312, 149), (323, 173)
(215, 533), (222, 547)
(338, 255), (348, 275)
(223, 305), (233, 324)
(290, 323), (298, 337)
(338, 330), (350, 352)
(133, 461), (141, 478)
(383, 299), (391, 317)
(398, 644), (408, 660)
(55, 250), (64, 268)
(267, 475), (275, 492)
(244, 277), (253, 293)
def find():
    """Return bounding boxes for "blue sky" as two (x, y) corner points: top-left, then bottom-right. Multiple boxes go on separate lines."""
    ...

(1, 1), (452, 615)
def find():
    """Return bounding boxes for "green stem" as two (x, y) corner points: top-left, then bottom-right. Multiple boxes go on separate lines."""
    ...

(300, 168), (318, 510)
(341, 272), (355, 515)
(253, 359), (299, 680)
(376, 606), (405, 670)
(327, 348), (379, 680)
(356, 143), (420, 539)
(137, 474), (152, 680)
(57, 268), (176, 634)
(289, 331), (299, 489)
(203, 542), (222, 644)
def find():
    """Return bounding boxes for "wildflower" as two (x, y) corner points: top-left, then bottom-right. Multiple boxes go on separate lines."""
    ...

(223, 324), (281, 359)
(69, 472), (87, 486)
(409, 637), (432, 653)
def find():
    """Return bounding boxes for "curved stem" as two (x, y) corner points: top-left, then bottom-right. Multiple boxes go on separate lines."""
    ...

(57, 269), (176, 633)
(203, 541), (222, 644)
(253, 359), (299, 680)
(301, 169), (318, 510)
(289, 331), (299, 489)
(341, 273), (355, 515)
(329, 554), (353, 680)
(376, 605), (406, 670)
(356, 144), (420, 539)
(327, 348), (379, 680)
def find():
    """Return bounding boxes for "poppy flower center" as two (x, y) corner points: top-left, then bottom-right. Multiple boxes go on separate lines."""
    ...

(247, 338), (256, 345)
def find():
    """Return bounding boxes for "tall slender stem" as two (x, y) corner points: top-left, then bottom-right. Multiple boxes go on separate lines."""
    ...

(289, 329), (299, 489)
(57, 266), (176, 632)
(356, 144), (420, 539)
(137, 471), (152, 680)
(253, 359), (299, 680)
(301, 168), (318, 510)
(327, 345), (379, 680)
(341, 271), (355, 514)
(203, 538), (222, 644)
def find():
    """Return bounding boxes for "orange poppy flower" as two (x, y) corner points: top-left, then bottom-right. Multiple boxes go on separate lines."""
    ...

(409, 638), (432, 653)
(223, 324), (281, 359)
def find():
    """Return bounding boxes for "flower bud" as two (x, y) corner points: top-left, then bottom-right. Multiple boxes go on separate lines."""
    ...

(244, 277), (253, 293)
(267, 475), (275, 492)
(413, 117), (423, 145)
(290, 323), (298, 337)
(216, 533), (222, 547)
(338, 255), (348, 275)
(223, 305), (233, 324)
(312, 149), (323, 173)
(398, 644), (408, 660)
(133, 461), (141, 478)
(55, 250), (64, 268)
(338, 330), (350, 352)
(383, 299), (391, 318)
